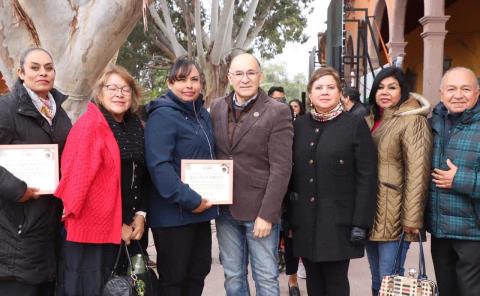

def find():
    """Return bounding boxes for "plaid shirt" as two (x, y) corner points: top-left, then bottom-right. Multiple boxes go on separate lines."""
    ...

(426, 102), (480, 240)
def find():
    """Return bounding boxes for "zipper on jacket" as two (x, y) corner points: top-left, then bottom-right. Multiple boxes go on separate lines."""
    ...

(192, 102), (214, 160)
(435, 122), (445, 234)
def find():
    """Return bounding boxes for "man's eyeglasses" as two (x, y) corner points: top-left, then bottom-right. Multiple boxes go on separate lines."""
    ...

(229, 71), (260, 80)
(104, 84), (132, 95)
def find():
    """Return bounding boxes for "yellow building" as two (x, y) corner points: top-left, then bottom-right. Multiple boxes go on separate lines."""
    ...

(323, 0), (480, 105)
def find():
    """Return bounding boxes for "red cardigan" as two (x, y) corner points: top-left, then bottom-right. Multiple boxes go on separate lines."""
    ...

(55, 103), (122, 244)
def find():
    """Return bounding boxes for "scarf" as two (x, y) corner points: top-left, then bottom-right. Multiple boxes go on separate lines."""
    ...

(100, 106), (145, 165)
(310, 102), (344, 122)
(23, 83), (57, 125)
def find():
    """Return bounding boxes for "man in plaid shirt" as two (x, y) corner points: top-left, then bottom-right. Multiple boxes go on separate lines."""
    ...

(426, 67), (480, 296)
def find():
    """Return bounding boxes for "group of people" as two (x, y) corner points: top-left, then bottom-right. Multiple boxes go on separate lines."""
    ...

(0, 47), (479, 296)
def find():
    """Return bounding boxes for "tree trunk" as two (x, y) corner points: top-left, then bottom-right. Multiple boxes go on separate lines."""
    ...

(0, 0), (143, 121)
(203, 62), (230, 107)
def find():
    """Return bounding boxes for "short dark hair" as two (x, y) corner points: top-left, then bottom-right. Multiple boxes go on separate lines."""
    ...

(342, 87), (361, 103)
(268, 86), (285, 96)
(368, 67), (410, 120)
(167, 57), (203, 84)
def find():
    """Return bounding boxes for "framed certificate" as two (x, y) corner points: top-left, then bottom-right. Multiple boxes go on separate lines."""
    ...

(181, 159), (233, 205)
(0, 144), (59, 195)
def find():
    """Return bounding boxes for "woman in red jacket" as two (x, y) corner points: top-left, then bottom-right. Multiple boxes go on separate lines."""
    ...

(55, 65), (147, 296)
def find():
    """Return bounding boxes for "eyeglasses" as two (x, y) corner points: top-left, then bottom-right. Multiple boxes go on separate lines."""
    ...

(229, 71), (260, 80)
(104, 84), (132, 95)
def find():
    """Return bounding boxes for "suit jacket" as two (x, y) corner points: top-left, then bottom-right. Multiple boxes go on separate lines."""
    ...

(210, 89), (293, 223)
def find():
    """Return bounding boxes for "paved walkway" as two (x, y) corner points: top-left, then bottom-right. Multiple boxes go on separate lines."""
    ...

(147, 224), (435, 296)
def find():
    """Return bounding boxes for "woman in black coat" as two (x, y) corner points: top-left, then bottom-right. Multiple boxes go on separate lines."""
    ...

(0, 48), (71, 295)
(287, 67), (377, 296)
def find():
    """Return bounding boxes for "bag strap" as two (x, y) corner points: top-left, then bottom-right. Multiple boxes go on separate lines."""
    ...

(135, 240), (150, 269)
(110, 242), (135, 277)
(390, 231), (406, 275)
(417, 232), (428, 279)
(390, 231), (429, 279)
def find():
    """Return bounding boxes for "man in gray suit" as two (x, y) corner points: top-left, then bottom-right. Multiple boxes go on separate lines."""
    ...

(210, 53), (293, 295)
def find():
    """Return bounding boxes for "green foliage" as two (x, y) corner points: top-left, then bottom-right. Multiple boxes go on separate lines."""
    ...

(117, 23), (169, 102)
(253, 0), (313, 59)
(117, 0), (313, 100)
(261, 61), (307, 101)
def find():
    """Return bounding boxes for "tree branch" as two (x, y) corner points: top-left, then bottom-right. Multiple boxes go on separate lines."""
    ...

(242, 7), (272, 49)
(234, 0), (259, 48)
(150, 25), (177, 61)
(210, 0), (235, 65)
(210, 0), (219, 41)
(194, 0), (206, 68)
(12, 0), (40, 45)
(178, 0), (193, 58)
(149, 0), (186, 57)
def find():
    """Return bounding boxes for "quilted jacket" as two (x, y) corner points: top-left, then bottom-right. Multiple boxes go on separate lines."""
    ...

(425, 101), (480, 240)
(366, 93), (432, 242)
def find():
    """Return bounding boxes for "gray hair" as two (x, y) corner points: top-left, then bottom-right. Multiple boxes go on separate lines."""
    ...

(229, 53), (262, 71)
(440, 66), (479, 90)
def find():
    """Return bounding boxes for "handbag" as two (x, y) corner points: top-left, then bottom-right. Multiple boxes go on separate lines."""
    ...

(379, 232), (438, 296)
(103, 242), (138, 296)
(130, 241), (158, 296)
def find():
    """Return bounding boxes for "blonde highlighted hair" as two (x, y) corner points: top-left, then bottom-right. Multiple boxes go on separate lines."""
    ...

(92, 65), (142, 113)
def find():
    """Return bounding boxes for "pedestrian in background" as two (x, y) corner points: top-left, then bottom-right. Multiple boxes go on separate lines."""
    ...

(426, 67), (480, 296)
(365, 67), (432, 296)
(145, 57), (217, 296)
(287, 67), (377, 296)
(289, 99), (305, 120)
(55, 65), (147, 296)
(268, 86), (287, 104)
(341, 87), (369, 118)
(0, 47), (71, 296)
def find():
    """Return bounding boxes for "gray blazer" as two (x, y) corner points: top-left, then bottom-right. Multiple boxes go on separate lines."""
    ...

(210, 88), (293, 223)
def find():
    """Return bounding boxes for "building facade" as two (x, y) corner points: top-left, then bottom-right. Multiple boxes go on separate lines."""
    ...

(324, 0), (480, 105)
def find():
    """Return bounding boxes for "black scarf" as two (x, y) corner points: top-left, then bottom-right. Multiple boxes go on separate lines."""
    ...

(100, 106), (145, 165)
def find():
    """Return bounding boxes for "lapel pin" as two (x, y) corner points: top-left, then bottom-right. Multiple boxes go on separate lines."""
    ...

(253, 112), (260, 117)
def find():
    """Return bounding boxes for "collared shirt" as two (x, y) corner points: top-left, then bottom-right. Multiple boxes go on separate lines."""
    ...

(23, 83), (57, 125)
(233, 93), (258, 110)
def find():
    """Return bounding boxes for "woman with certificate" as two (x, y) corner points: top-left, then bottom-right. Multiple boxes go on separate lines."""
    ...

(0, 48), (72, 295)
(286, 67), (377, 296)
(145, 57), (217, 295)
(54, 65), (148, 295)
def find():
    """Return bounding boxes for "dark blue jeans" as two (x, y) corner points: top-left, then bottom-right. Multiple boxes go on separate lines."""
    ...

(366, 240), (410, 291)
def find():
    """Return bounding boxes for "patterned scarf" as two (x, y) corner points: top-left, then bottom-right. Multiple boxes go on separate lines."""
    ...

(310, 102), (344, 122)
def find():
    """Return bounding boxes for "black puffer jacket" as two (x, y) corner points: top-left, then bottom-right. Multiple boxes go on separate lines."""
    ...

(0, 80), (71, 284)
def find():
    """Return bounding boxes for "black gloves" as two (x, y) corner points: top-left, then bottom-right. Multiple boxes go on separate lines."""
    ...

(350, 226), (367, 245)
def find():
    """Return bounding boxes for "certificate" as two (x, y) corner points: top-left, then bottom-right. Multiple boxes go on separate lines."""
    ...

(0, 144), (59, 195)
(181, 159), (233, 205)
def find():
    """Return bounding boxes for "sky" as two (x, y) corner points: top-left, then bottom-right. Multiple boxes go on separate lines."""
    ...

(271, 0), (331, 80)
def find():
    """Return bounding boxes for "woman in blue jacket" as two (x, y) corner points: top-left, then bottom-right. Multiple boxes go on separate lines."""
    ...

(145, 57), (217, 296)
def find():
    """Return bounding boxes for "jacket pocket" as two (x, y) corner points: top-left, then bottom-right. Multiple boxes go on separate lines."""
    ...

(334, 199), (353, 226)
(250, 175), (269, 189)
(381, 182), (402, 192)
